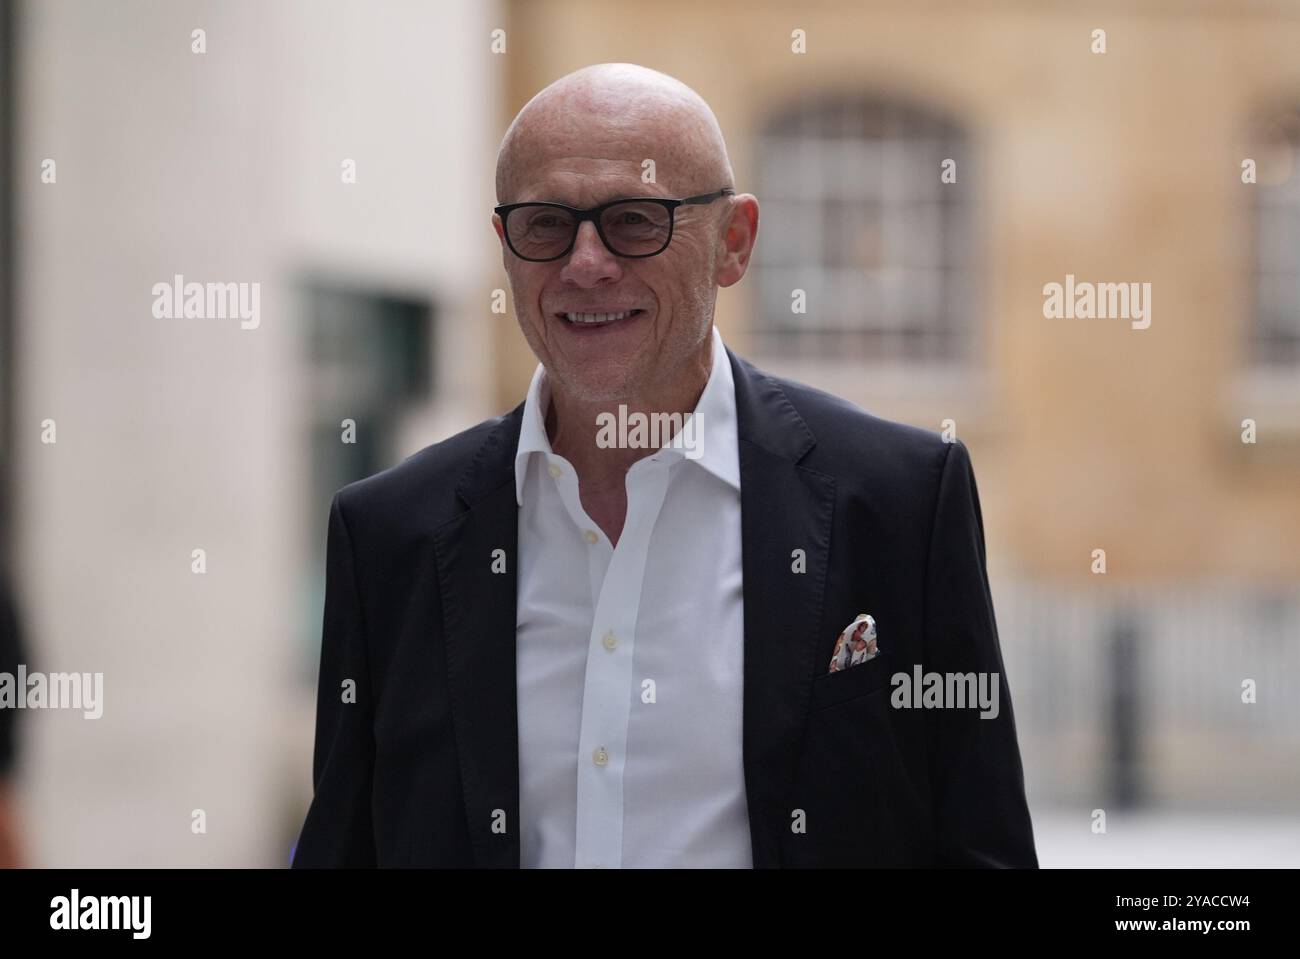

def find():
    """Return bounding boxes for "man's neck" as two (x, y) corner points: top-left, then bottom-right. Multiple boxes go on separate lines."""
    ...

(543, 335), (713, 543)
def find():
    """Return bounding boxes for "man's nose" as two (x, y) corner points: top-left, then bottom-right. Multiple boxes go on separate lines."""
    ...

(561, 220), (621, 282)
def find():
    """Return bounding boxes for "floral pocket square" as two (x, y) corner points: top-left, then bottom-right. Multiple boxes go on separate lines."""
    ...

(827, 613), (879, 673)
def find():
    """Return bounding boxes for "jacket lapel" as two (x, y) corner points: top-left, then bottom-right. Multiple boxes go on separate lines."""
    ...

(729, 349), (836, 868)
(435, 405), (524, 868)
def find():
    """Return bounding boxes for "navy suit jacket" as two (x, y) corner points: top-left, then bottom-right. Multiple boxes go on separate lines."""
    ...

(292, 348), (1038, 868)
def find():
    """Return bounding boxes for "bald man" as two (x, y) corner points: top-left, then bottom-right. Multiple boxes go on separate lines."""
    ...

(293, 63), (1037, 869)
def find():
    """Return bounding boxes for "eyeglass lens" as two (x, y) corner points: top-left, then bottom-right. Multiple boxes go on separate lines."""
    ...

(507, 200), (672, 259)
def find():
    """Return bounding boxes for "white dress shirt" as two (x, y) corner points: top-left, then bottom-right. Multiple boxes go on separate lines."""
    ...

(514, 325), (751, 868)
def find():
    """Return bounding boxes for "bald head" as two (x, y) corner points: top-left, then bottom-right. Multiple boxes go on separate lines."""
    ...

(495, 63), (734, 204)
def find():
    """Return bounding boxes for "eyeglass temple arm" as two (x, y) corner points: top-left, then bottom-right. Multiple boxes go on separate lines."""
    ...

(681, 187), (735, 206)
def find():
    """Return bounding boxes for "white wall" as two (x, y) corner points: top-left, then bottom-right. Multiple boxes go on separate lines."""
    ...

(14, 0), (500, 866)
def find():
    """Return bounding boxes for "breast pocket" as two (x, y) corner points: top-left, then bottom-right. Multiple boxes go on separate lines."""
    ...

(810, 650), (893, 711)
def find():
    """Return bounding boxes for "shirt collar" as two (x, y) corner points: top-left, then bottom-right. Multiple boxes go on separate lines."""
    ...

(514, 362), (555, 506)
(514, 325), (740, 505)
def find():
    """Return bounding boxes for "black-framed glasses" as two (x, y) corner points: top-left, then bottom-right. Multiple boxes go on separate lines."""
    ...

(495, 187), (735, 262)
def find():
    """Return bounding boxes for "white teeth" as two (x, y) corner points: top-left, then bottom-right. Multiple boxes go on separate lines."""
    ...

(565, 310), (633, 324)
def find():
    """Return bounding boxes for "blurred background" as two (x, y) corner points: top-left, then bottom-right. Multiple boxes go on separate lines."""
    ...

(0, 0), (1298, 867)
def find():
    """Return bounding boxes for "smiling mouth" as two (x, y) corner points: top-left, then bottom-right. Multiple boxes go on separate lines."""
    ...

(556, 308), (646, 327)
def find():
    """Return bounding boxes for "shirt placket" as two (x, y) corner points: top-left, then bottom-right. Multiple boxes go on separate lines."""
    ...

(545, 453), (674, 868)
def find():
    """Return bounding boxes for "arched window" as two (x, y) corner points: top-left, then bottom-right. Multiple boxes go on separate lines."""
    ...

(753, 94), (974, 365)
(1250, 107), (1300, 367)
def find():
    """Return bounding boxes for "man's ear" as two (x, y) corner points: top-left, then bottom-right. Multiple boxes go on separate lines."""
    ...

(715, 194), (758, 289)
(492, 213), (512, 271)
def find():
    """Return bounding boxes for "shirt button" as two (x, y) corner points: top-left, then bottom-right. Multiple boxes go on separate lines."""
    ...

(547, 463), (562, 478)
(592, 746), (609, 767)
(602, 631), (617, 651)
(583, 529), (598, 544)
